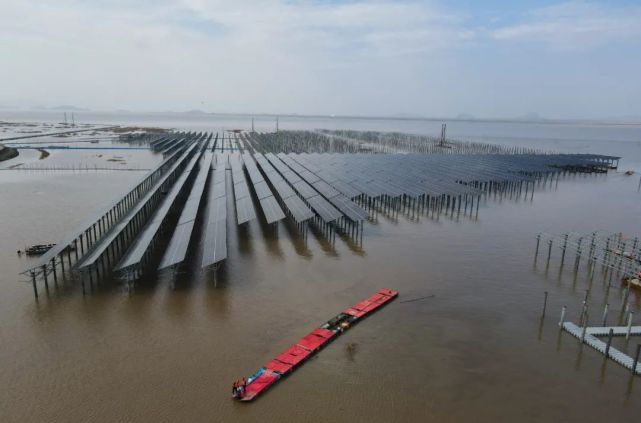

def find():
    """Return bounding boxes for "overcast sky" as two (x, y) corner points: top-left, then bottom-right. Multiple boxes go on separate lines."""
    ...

(1, 0), (640, 119)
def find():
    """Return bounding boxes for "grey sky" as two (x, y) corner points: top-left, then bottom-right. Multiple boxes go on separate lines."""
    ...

(1, 0), (640, 119)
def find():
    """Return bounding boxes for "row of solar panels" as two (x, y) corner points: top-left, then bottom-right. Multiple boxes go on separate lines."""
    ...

(284, 152), (603, 201)
(77, 132), (231, 274)
(241, 133), (579, 224)
(292, 153), (481, 199)
(241, 133), (369, 224)
(23, 133), (205, 275)
(241, 153), (286, 225)
(278, 153), (368, 221)
(159, 151), (214, 270)
(230, 154), (257, 225)
(140, 134), (231, 271)
(253, 153), (315, 223)
(215, 132), (241, 152)
(253, 148), (617, 228)
(116, 144), (205, 271)
(151, 132), (201, 154)
(201, 158), (228, 268)
(113, 133), (213, 271)
(75, 140), (203, 271)
(263, 153), (343, 223)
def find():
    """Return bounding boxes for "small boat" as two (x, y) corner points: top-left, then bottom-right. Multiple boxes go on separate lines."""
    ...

(22, 243), (76, 256)
(608, 249), (641, 265)
(24, 244), (56, 256)
(232, 288), (398, 402)
(623, 273), (641, 291)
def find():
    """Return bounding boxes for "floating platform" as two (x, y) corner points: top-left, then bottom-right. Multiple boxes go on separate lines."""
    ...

(561, 321), (641, 374)
(232, 288), (398, 402)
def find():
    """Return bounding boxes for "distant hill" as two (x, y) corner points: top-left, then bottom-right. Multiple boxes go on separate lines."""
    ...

(515, 112), (544, 121)
(30, 105), (91, 112)
(48, 105), (91, 112)
(182, 109), (210, 115)
(391, 112), (424, 119)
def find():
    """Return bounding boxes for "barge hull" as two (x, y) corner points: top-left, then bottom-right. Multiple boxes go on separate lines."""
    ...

(236, 288), (398, 401)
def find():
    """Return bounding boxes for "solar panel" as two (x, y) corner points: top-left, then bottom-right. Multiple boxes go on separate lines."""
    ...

(281, 170), (302, 184)
(236, 197), (255, 225)
(212, 180), (226, 199)
(273, 180), (296, 199)
(233, 182), (251, 200)
(298, 170), (320, 184)
(260, 196), (286, 224)
(178, 197), (200, 225)
(158, 223), (191, 269)
(328, 195), (369, 221)
(328, 180), (360, 199)
(253, 181), (273, 200)
(283, 196), (315, 223)
(213, 196), (227, 222)
(292, 180), (318, 199)
(307, 196), (342, 222)
(312, 180), (340, 199)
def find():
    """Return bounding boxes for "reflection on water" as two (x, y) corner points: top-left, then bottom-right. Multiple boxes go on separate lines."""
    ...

(1, 115), (641, 422)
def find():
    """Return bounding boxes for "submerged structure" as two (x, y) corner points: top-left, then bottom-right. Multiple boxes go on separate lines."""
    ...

(20, 129), (620, 297)
(535, 231), (641, 376)
(559, 319), (641, 375)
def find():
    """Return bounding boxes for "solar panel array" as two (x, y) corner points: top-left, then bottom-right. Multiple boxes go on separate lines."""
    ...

(152, 134), (181, 152)
(24, 127), (624, 292)
(158, 151), (214, 270)
(216, 132), (240, 152)
(251, 129), (545, 155)
(76, 142), (200, 271)
(242, 153), (285, 224)
(253, 153), (315, 223)
(282, 154), (368, 221)
(283, 153), (616, 202)
(24, 133), (202, 276)
(161, 136), (186, 156)
(201, 157), (228, 268)
(115, 146), (205, 271)
(148, 134), (170, 148)
(264, 153), (342, 223)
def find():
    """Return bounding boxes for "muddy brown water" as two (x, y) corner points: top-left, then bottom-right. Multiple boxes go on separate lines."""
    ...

(1, 115), (641, 422)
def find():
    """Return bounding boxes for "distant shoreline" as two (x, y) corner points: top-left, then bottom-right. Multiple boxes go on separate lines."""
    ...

(2, 110), (641, 127)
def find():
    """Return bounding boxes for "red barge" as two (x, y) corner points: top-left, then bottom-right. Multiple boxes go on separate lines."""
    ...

(232, 288), (398, 401)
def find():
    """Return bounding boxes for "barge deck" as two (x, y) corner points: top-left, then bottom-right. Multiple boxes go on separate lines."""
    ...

(233, 288), (398, 401)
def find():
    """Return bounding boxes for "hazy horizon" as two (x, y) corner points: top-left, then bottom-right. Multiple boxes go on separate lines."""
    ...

(2, 1), (640, 120)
